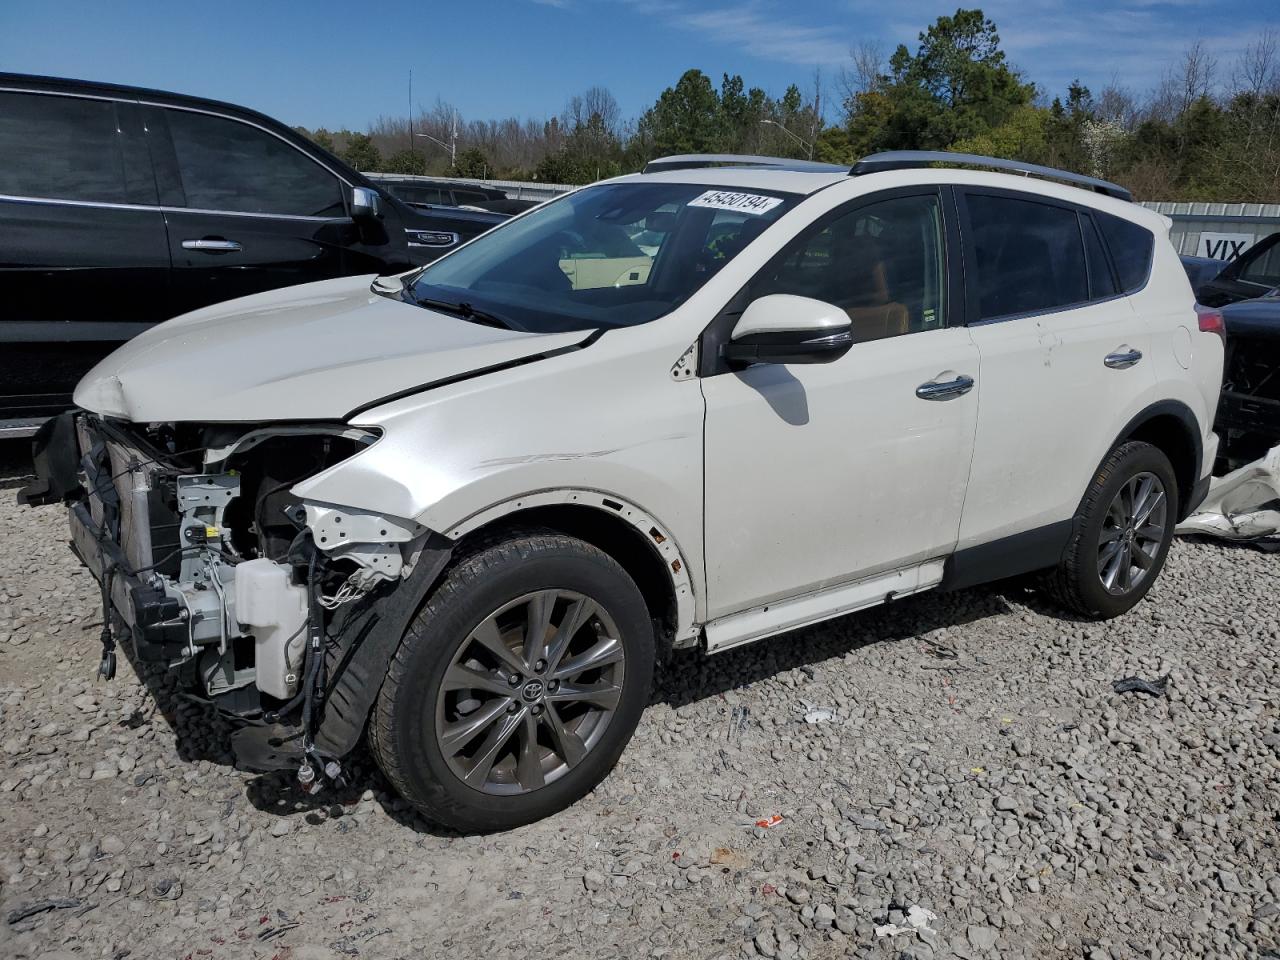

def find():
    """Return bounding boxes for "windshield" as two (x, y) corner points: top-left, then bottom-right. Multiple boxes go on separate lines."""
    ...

(407, 181), (801, 332)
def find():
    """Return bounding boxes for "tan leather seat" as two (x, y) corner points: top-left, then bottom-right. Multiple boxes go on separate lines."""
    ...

(845, 303), (910, 342)
(831, 231), (909, 342)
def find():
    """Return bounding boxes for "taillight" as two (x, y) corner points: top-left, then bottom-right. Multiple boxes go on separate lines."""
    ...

(1196, 307), (1225, 340)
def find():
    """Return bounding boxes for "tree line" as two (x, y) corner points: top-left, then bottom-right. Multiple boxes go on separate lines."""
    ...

(294, 9), (1280, 202)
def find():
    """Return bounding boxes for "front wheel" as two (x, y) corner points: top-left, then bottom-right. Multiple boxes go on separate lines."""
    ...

(370, 532), (654, 832)
(1048, 441), (1178, 619)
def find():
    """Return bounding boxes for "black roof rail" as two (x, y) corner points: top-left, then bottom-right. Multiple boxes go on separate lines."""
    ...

(643, 153), (848, 175)
(849, 151), (1133, 202)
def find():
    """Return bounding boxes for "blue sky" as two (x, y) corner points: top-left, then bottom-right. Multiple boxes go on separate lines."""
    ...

(0, 0), (1259, 130)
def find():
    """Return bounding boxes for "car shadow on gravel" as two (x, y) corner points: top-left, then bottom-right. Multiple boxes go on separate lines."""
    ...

(653, 582), (1018, 710)
(110, 570), (1023, 837)
(0, 437), (35, 490)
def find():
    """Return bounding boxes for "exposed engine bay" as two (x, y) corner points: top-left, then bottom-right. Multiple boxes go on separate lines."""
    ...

(25, 412), (447, 792)
(1218, 331), (1280, 467)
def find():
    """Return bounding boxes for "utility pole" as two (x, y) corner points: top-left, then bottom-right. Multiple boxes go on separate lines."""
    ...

(408, 69), (414, 159)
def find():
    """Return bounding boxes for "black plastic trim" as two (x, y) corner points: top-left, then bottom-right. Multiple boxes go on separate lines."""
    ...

(313, 535), (455, 758)
(16, 412), (79, 506)
(941, 520), (1074, 591)
(1113, 399), (1204, 520)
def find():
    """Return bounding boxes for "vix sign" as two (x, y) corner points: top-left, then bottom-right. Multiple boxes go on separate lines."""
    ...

(1198, 232), (1256, 260)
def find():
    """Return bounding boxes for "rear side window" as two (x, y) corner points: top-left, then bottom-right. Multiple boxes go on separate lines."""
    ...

(1095, 211), (1154, 292)
(0, 91), (126, 203)
(966, 193), (1087, 320)
(164, 109), (345, 217)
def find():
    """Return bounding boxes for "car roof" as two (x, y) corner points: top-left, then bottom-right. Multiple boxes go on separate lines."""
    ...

(607, 164), (1163, 230)
(0, 71), (370, 188)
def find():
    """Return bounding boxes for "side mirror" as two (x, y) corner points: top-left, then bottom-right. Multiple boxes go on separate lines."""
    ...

(351, 186), (383, 221)
(724, 294), (853, 366)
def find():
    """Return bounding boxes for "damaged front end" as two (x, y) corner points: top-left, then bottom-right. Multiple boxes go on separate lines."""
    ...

(20, 413), (450, 790)
(1215, 298), (1280, 468)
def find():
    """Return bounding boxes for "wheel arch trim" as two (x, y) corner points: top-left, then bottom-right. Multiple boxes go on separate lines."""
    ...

(446, 488), (699, 646)
(1111, 399), (1203, 520)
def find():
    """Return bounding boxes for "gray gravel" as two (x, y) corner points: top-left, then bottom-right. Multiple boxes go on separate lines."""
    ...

(1, 437), (1278, 959)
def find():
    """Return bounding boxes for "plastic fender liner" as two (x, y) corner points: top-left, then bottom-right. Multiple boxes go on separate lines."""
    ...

(312, 533), (453, 758)
(17, 412), (80, 506)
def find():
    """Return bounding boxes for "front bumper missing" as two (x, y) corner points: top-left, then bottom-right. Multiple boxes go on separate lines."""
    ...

(68, 499), (189, 662)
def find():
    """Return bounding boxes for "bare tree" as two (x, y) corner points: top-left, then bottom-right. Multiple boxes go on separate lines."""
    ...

(1151, 40), (1218, 122)
(1096, 77), (1139, 130)
(838, 40), (885, 122)
(1234, 28), (1279, 97)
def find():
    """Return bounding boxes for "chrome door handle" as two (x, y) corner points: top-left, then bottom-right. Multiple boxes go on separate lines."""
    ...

(916, 374), (975, 401)
(1104, 348), (1143, 369)
(181, 239), (242, 253)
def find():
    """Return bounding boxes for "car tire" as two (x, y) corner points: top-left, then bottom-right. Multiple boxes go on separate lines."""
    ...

(370, 531), (654, 832)
(1048, 441), (1179, 620)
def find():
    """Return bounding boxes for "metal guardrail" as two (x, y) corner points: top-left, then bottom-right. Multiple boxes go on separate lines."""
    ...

(367, 173), (574, 202)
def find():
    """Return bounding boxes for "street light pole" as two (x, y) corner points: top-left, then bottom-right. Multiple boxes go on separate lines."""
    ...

(760, 119), (814, 160)
(414, 127), (457, 169)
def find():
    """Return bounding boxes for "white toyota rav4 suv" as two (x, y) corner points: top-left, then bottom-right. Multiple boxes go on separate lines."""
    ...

(21, 151), (1223, 831)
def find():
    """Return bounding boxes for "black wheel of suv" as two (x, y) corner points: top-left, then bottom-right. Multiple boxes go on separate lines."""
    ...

(370, 531), (654, 832)
(1048, 441), (1179, 620)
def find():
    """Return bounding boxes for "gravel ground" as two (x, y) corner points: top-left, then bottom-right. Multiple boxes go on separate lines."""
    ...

(1, 436), (1278, 960)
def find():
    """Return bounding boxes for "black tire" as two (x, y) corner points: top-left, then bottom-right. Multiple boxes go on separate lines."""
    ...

(1047, 441), (1179, 619)
(370, 531), (654, 832)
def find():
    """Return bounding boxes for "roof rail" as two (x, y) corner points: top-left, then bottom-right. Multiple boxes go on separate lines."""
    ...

(643, 153), (848, 175)
(849, 151), (1133, 202)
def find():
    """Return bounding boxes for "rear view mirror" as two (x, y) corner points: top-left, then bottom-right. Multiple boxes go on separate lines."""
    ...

(351, 186), (382, 221)
(725, 294), (853, 366)
(645, 211), (678, 233)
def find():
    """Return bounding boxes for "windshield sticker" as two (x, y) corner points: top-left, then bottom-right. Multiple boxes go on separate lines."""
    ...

(687, 190), (784, 216)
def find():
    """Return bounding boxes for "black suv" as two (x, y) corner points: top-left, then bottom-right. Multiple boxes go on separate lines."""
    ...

(0, 73), (493, 427)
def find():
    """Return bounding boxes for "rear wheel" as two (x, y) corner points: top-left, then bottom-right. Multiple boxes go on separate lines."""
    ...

(1048, 441), (1178, 619)
(370, 532), (654, 832)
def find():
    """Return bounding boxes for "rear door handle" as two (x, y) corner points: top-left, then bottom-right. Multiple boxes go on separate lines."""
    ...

(1104, 348), (1143, 369)
(916, 374), (975, 401)
(181, 238), (242, 253)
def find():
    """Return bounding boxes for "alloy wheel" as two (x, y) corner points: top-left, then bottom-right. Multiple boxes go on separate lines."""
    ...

(1097, 471), (1167, 596)
(434, 590), (625, 795)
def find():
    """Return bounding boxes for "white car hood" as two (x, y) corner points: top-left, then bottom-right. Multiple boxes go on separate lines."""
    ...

(74, 275), (588, 423)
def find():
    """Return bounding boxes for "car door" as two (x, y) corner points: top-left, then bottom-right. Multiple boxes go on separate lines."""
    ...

(1198, 233), (1280, 307)
(701, 188), (980, 619)
(147, 105), (381, 316)
(956, 189), (1157, 552)
(0, 88), (170, 419)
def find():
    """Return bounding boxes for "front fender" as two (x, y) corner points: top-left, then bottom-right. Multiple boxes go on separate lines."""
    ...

(292, 327), (707, 619)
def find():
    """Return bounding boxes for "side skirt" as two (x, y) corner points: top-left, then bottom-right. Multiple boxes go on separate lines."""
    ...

(704, 560), (946, 654)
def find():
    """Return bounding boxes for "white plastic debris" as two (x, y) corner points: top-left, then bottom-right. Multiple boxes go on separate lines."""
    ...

(874, 904), (939, 938)
(1177, 445), (1280, 543)
(803, 708), (835, 724)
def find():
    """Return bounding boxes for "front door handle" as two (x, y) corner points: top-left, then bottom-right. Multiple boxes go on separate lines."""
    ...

(916, 374), (975, 401)
(1104, 348), (1143, 369)
(181, 238), (243, 254)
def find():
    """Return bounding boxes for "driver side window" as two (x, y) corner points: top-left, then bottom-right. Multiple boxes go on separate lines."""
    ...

(752, 193), (947, 343)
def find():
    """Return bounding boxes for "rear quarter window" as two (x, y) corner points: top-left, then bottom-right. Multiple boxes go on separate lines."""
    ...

(0, 91), (126, 203)
(1095, 211), (1155, 293)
